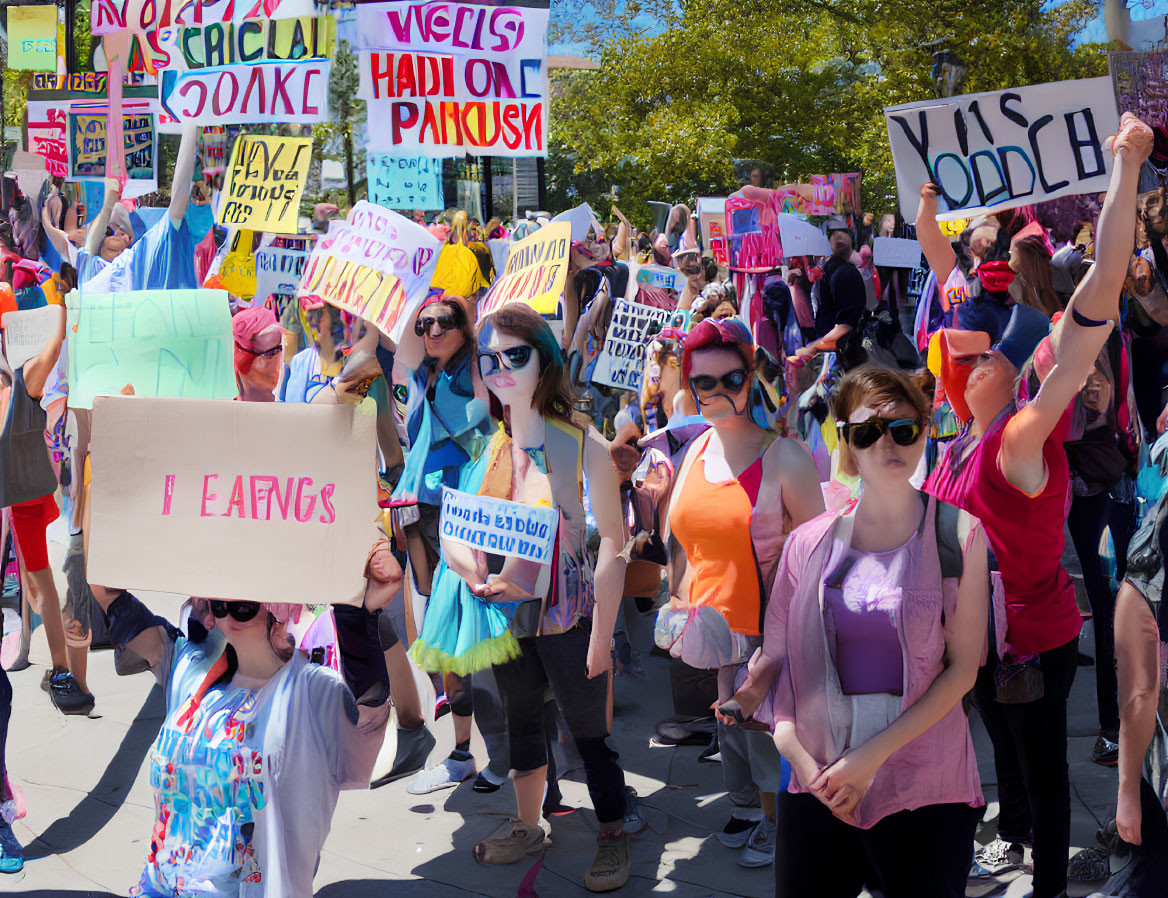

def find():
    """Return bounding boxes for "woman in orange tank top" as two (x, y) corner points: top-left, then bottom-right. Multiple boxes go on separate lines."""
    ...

(661, 317), (824, 866)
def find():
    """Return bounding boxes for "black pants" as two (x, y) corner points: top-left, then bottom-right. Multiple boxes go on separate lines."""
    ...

(1067, 492), (1134, 732)
(333, 604), (391, 707)
(492, 621), (626, 823)
(972, 637), (1078, 898)
(774, 792), (981, 898)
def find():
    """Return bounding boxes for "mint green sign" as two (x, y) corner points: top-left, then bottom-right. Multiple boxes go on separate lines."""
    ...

(66, 289), (236, 409)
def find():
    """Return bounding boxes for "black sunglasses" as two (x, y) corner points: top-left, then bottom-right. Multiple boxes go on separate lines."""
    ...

(239, 344), (282, 358)
(839, 416), (923, 450)
(690, 369), (748, 393)
(209, 600), (263, 622)
(478, 345), (534, 377)
(415, 313), (459, 336)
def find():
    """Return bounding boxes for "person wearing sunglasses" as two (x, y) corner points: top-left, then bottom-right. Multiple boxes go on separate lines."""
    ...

(420, 303), (635, 890)
(649, 317), (824, 868)
(391, 294), (503, 796)
(89, 586), (388, 897)
(722, 366), (988, 898)
(74, 122), (202, 293)
(923, 114), (1153, 898)
(232, 306), (286, 402)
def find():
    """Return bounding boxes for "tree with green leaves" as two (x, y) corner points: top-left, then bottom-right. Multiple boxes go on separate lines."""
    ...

(548, 0), (1111, 220)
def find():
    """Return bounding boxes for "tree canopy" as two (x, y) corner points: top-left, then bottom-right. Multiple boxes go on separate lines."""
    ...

(548, 0), (1111, 221)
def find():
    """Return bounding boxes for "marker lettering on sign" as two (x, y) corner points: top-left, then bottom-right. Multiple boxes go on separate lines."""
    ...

(162, 474), (175, 515)
(182, 474), (338, 523)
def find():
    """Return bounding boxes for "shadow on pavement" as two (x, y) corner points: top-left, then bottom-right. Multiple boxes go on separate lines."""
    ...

(24, 687), (164, 862)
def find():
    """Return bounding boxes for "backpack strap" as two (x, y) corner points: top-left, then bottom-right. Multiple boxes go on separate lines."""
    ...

(934, 499), (964, 580)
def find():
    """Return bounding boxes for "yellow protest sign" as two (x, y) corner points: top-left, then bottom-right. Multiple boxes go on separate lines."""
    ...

(479, 223), (571, 316)
(217, 135), (312, 234)
(8, 6), (58, 72)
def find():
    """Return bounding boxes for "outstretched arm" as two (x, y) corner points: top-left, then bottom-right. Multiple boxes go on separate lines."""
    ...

(916, 184), (957, 288)
(1001, 114), (1152, 493)
(22, 305), (66, 399)
(85, 177), (121, 257)
(168, 123), (199, 227)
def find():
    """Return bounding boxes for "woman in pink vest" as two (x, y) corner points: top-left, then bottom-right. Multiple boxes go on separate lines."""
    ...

(724, 366), (989, 897)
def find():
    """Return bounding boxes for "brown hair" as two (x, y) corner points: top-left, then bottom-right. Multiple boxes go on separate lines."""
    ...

(420, 295), (476, 369)
(832, 366), (934, 476)
(478, 303), (576, 421)
(1010, 236), (1059, 317)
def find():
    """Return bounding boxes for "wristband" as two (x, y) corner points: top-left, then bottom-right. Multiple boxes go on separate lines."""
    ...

(1071, 307), (1109, 328)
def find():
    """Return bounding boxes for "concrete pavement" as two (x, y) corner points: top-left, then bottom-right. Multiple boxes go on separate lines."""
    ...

(0, 552), (1124, 897)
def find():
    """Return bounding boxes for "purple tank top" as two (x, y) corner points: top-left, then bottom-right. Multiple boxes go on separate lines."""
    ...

(822, 532), (918, 696)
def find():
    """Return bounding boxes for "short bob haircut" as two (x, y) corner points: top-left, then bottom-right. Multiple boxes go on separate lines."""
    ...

(477, 303), (575, 421)
(831, 365), (935, 477)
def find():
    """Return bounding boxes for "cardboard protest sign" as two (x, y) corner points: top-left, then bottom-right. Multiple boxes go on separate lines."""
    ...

(161, 59), (332, 125)
(217, 135), (312, 233)
(885, 77), (1120, 222)
(69, 112), (156, 184)
(367, 154), (445, 210)
(297, 201), (441, 342)
(255, 235), (314, 302)
(440, 487), (557, 565)
(65, 289), (235, 409)
(355, 0), (550, 157)
(873, 237), (923, 269)
(697, 197), (728, 266)
(1, 306), (59, 369)
(592, 299), (671, 391)
(726, 192), (782, 271)
(8, 5), (58, 72)
(478, 222), (570, 316)
(87, 396), (375, 605)
(777, 214), (829, 258)
(552, 203), (601, 242)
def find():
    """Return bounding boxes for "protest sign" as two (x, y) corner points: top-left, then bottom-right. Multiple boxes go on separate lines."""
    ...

(726, 192), (782, 271)
(697, 197), (728, 266)
(873, 237), (923, 269)
(440, 487), (557, 565)
(1, 306), (59, 369)
(885, 77), (1120, 222)
(591, 299), (671, 391)
(478, 222), (570, 316)
(8, 5), (58, 72)
(217, 135), (312, 233)
(1112, 50), (1168, 127)
(255, 235), (314, 302)
(355, 0), (550, 157)
(297, 201), (441, 342)
(69, 112), (156, 183)
(26, 102), (68, 176)
(635, 264), (684, 293)
(777, 214), (829, 258)
(551, 202), (600, 242)
(65, 289), (236, 409)
(367, 154), (445, 210)
(161, 59), (332, 125)
(87, 396), (375, 605)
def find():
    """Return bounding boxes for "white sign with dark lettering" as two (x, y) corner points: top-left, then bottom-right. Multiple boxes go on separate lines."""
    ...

(885, 77), (1120, 222)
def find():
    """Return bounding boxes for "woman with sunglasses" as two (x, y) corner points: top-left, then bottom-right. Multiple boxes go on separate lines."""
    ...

(91, 587), (388, 897)
(654, 317), (824, 868)
(922, 114), (1151, 898)
(391, 294), (504, 795)
(432, 303), (633, 891)
(232, 306), (285, 402)
(724, 366), (988, 897)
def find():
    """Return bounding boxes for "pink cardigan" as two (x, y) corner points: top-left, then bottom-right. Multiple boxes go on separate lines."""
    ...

(757, 496), (983, 828)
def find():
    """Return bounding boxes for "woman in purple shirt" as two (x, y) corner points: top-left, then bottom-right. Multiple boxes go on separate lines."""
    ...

(725, 366), (989, 897)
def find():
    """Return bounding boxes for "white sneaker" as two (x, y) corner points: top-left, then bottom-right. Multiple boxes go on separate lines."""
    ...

(737, 818), (776, 868)
(406, 755), (476, 795)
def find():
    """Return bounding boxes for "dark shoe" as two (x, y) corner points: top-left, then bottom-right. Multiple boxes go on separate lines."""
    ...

(652, 717), (715, 747)
(49, 669), (94, 716)
(371, 723), (436, 788)
(473, 771), (503, 794)
(622, 786), (645, 835)
(1090, 731), (1119, 767)
(542, 802), (575, 818)
(584, 829), (630, 892)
